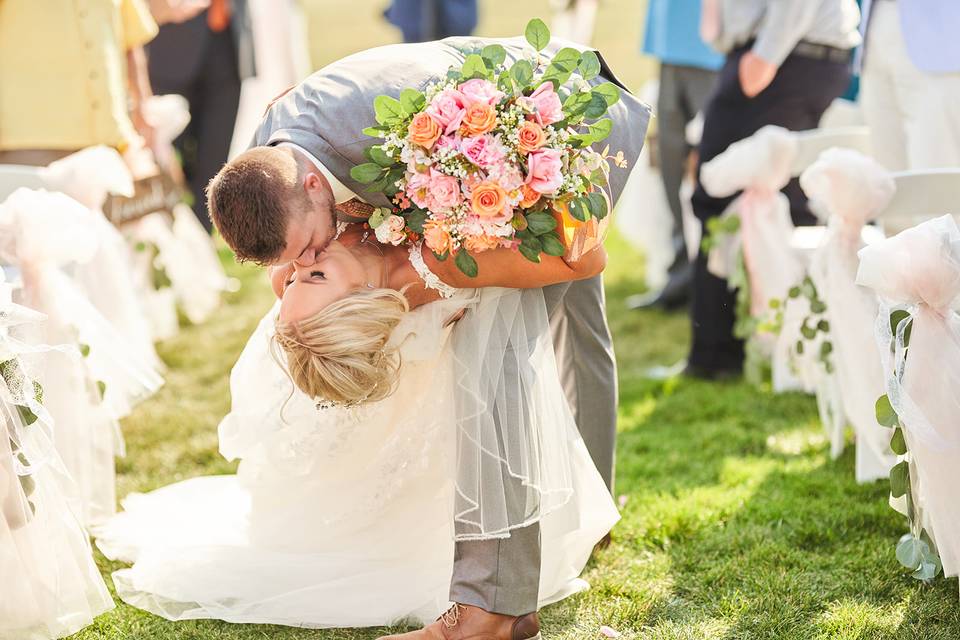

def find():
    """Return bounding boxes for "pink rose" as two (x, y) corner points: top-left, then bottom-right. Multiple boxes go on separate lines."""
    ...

(497, 164), (525, 193)
(405, 170), (432, 209)
(526, 148), (564, 194)
(458, 78), (505, 106)
(460, 134), (505, 169)
(374, 214), (407, 245)
(427, 89), (467, 135)
(529, 83), (563, 126)
(427, 169), (462, 211)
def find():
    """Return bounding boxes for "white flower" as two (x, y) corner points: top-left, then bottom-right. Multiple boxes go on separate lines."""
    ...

(374, 214), (407, 246)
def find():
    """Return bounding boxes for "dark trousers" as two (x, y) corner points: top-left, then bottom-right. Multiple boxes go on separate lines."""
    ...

(657, 63), (718, 283)
(150, 28), (241, 232)
(688, 46), (850, 372)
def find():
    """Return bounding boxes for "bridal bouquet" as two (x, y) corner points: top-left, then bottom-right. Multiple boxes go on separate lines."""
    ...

(350, 18), (625, 276)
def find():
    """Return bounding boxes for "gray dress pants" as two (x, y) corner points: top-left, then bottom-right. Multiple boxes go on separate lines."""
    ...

(657, 64), (718, 277)
(450, 276), (617, 615)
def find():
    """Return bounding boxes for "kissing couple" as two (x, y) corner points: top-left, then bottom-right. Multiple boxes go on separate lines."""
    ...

(95, 31), (650, 640)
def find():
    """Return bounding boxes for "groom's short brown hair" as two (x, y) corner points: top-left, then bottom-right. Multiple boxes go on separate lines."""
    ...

(207, 147), (308, 264)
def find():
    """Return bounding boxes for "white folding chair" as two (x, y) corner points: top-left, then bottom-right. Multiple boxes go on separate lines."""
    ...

(876, 169), (960, 227)
(789, 127), (874, 255)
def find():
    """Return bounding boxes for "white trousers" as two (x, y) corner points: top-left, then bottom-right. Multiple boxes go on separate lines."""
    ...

(861, 1), (960, 172)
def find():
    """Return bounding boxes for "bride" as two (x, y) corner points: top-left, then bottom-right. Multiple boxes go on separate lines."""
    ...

(94, 222), (619, 630)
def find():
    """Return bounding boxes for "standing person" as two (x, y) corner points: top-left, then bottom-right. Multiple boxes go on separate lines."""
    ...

(145, 0), (256, 231)
(859, 0), (960, 173)
(687, 0), (860, 379)
(630, 0), (723, 311)
(0, 0), (159, 166)
(384, 0), (478, 42)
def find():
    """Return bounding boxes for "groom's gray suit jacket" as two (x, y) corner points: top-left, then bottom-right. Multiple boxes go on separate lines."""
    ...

(252, 37), (650, 615)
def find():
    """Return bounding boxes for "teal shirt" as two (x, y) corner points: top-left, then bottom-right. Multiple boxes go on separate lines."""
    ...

(642, 0), (723, 70)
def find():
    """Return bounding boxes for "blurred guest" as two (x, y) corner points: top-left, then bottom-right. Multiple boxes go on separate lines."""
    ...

(859, 0), (960, 172)
(0, 0), (159, 166)
(146, 0), (256, 231)
(687, 0), (860, 379)
(551, 0), (599, 46)
(630, 0), (722, 311)
(384, 0), (477, 42)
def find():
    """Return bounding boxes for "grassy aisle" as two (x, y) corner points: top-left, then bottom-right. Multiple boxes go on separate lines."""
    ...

(74, 236), (960, 640)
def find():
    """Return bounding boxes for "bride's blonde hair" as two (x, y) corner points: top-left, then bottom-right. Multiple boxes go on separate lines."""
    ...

(272, 288), (410, 406)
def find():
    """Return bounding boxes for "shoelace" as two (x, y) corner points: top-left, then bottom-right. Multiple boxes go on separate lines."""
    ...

(440, 603), (464, 629)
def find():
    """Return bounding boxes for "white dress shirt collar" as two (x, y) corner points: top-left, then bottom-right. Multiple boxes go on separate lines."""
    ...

(276, 142), (358, 204)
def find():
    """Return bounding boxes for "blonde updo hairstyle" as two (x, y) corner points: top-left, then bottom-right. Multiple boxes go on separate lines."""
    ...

(272, 288), (410, 406)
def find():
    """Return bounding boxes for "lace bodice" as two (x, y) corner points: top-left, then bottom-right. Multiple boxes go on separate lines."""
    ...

(408, 242), (458, 299)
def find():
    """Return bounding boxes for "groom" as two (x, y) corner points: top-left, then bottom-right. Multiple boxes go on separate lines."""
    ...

(208, 36), (649, 640)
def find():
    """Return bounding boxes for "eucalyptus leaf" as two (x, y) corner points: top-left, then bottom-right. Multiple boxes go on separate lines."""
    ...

(875, 395), (899, 428)
(97, 380), (107, 401)
(588, 118), (613, 142)
(817, 319), (830, 332)
(890, 460), (909, 498)
(454, 250), (479, 277)
(481, 44), (507, 67)
(497, 70), (514, 94)
(592, 82), (621, 106)
(405, 209), (429, 234)
(583, 92), (610, 119)
(350, 163), (385, 184)
(896, 533), (924, 570)
(578, 50), (601, 79)
(511, 60), (534, 88)
(563, 91), (593, 118)
(795, 340), (804, 355)
(368, 207), (390, 229)
(541, 233), (565, 256)
(889, 309), (911, 337)
(15, 405), (38, 426)
(526, 211), (557, 235)
(461, 54), (490, 80)
(890, 428), (907, 456)
(788, 286), (801, 299)
(362, 125), (390, 137)
(373, 95), (405, 125)
(79, 343), (91, 358)
(524, 18), (551, 51)
(368, 147), (395, 168)
(810, 300), (827, 314)
(399, 88), (426, 114)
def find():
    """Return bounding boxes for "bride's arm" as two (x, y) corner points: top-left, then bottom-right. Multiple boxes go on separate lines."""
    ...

(423, 245), (607, 290)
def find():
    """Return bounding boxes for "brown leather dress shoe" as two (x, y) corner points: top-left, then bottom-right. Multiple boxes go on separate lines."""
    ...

(377, 603), (541, 640)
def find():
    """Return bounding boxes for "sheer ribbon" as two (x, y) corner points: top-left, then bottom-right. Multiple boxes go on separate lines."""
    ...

(800, 148), (897, 482)
(857, 214), (960, 576)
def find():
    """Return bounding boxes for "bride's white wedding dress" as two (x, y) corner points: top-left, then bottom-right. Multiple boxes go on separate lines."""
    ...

(95, 280), (619, 629)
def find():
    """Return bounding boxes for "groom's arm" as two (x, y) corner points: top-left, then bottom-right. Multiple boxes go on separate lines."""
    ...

(425, 245), (607, 290)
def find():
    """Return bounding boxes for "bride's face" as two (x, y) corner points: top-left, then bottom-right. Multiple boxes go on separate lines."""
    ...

(277, 241), (367, 323)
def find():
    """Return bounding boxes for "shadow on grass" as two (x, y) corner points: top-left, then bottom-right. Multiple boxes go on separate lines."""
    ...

(604, 363), (960, 639)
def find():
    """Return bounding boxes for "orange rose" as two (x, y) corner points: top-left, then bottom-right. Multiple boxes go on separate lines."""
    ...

(408, 112), (442, 149)
(470, 181), (508, 218)
(422, 219), (452, 254)
(519, 184), (541, 208)
(464, 234), (503, 253)
(460, 103), (497, 136)
(517, 121), (546, 154)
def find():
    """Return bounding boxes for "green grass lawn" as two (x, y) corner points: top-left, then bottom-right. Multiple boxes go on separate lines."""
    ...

(71, 2), (960, 637)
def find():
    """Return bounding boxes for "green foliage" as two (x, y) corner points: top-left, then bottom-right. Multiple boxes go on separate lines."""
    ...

(373, 95), (405, 125)
(460, 53), (491, 80)
(510, 59), (534, 87)
(399, 88), (425, 114)
(577, 50), (601, 80)
(875, 395), (899, 428)
(481, 44), (507, 68)
(525, 211), (556, 235)
(350, 162), (385, 184)
(454, 250), (478, 277)
(524, 18), (550, 51)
